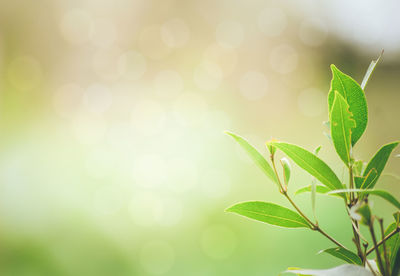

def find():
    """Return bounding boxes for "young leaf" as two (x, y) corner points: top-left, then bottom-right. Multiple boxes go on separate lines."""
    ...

(286, 264), (373, 276)
(226, 132), (278, 185)
(327, 189), (400, 209)
(225, 201), (311, 228)
(330, 91), (356, 166)
(280, 157), (291, 186)
(361, 50), (383, 90)
(328, 65), (368, 146)
(362, 141), (400, 189)
(319, 247), (362, 265)
(268, 141), (344, 192)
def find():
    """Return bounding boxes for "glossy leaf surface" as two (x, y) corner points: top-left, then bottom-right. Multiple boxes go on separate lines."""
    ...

(328, 65), (368, 146)
(226, 201), (311, 228)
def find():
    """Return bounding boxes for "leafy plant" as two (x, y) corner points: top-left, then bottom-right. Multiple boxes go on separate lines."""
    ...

(226, 52), (400, 275)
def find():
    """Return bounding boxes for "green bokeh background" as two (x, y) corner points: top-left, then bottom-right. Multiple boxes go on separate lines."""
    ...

(0, 0), (400, 275)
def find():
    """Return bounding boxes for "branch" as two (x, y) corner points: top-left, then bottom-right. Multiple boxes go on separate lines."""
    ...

(367, 225), (400, 256)
(270, 155), (347, 250)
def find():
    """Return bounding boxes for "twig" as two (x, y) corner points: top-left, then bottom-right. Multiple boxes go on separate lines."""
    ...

(367, 225), (400, 256)
(270, 155), (347, 250)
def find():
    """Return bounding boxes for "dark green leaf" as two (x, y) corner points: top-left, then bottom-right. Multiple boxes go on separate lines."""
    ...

(319, 247), (362, 265)
(225, 201), (311, 228)
(328, 64), (368, 146)
(330, 91), (356, 166)
(286, 264), (373, 275)
(361, 50), (383, 90)
(392, 246), (400, 276)
(357, 204), (372, 225)
(363, 141), (400, 189)
(226, 132), (278, 185)
(268, 141), (344, 192)
(379, 223), (400, 272)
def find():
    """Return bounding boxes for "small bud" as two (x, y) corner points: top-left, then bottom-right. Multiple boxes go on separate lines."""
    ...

(266, 139), (277, 158)
(280, 157), (291, 187)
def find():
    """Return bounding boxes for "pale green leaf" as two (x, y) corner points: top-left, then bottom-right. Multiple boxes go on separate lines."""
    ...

(330, 91), (356, 166)
(319, 247), (362, 265)
(328, 65), (368, 146)
(361, 50), (383, 90)
(280, 157), (291, 186)
(286, 264), (373, 276)
(268, 141), (344, 192)
(225, 201), (311, 228)
(295, 185), (331, 196)
(362, 141), (400, 189)
(226, 132), (278, 185)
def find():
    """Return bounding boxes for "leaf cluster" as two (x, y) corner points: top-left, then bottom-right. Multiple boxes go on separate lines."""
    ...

(226, 53), (400, 275)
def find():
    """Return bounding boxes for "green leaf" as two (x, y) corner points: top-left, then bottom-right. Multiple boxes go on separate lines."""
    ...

(226, 132), (278, 185)
(358, 169), (378, 189)
(314, 145), (322, 155)
(268, 141), (344, 192)
(361, 50), (383, 90)
(286, 264), (373, 276)
(379, 223), (400, 272)
(362, 141), (400, 189)
(330, 91), (356, 166)
(392, 246), (400, 276)
(280, 157), (291, 186)
(295, 185), (331, 196)
(225, 201), (311, 228)
(328, 65), (368, 146)
(328, 189), (400, 209)
(319, 247), (362, 265)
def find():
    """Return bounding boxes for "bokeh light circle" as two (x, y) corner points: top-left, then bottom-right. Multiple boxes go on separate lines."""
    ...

(215, 21), (244, 49)
(269, 44), (298, 74)
(161, 18), (190, 48)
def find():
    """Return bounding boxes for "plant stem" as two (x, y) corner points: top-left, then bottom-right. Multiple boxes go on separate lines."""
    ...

(348, 165), (363, 260)
(369, 222), (386, 276)
(270, 155), (347, 250)
(367, 225), (400, 256)
(379, 218), (391, 276)
(349, 165), (354, 203)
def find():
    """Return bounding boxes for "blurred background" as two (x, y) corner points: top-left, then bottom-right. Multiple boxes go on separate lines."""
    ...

(0, 0), (400, 275)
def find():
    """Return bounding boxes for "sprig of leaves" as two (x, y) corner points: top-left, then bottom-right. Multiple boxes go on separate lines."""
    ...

(225, 54), (400, 276)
